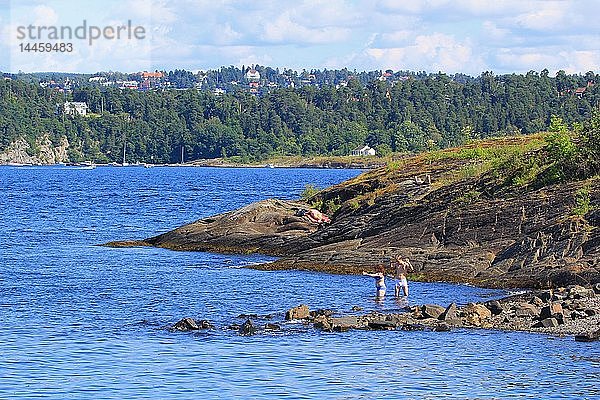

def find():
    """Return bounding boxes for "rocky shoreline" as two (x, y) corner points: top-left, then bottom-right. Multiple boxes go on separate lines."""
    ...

(171, 284), (600, 341)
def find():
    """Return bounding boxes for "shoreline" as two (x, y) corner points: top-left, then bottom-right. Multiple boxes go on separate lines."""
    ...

(171, 285), (600, 341)
(0, 156), (388, 170)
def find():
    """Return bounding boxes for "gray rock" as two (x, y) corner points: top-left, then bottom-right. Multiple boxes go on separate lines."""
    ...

(333, 325), (350, 332)
(485, 300), (504, 316)
(439, 303), (459, 321)
(575, 329), (600, 342)
(198, 319), (214, 329)
(530, 296), (544, 306)
(330, 316), (366, 331)
(368, 320), (397, 330)
(421, 304), (446, 319)
(265, 323), (281, 330)
(239, 319), (257, 335)
(286, 304), (310, 320)
(444, 318), (464, 327)
(584, 309), (598, 317)
(433, 322), (451, 332)
(309, 309), (335, 319)
(567, 285), (595, 300)
(463, 303), (492, 327)
(400, 323), (426, 331)
(171, 317), (199, 331)
(540, 303), (563, 320)
(533, 318), (559, 328)
(313, 315), (333, 331)
(514, 303), (539, 318)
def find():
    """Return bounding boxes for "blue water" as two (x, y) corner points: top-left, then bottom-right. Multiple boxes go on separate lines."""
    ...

(0, 165), (598, 399)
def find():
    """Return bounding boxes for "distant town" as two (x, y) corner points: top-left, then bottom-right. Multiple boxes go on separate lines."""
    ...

(3, 66), (428, 96)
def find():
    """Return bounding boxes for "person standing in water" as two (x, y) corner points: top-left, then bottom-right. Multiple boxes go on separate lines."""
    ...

(392, 255), (414, 297)
(363, 264), (386, 298)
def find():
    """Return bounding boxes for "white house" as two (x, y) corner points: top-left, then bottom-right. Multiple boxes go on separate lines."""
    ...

(246, 69), (260, 81)
(351, 145), (376, 156)
(63, 101), (89, 116)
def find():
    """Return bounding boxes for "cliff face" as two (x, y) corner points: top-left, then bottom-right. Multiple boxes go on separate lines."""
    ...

(106, 138), (599, 289)
(0, 136), (69, 164)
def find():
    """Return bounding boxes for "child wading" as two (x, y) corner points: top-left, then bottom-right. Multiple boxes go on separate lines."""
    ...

(363, 264), (386, 298)
(392, 255), (414, 297)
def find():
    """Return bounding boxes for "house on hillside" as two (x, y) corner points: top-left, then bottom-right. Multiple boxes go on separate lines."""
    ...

(246, 69), (260, 81)
(351, 145), (376, 156)
(63, 101), (88, 116)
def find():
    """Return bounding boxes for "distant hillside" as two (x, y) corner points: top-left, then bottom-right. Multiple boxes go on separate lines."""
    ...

(0, 68), (598, 164)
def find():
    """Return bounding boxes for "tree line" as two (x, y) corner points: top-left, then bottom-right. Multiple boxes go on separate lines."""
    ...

(0, 69), (598, 164)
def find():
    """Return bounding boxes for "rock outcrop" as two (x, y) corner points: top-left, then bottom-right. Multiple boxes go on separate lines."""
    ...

(0, 136), (70, 165)
(106, 139), (599, 289)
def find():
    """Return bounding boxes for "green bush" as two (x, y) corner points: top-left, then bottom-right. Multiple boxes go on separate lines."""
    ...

(572, 187), (594, 217)
(301, 184), (321, 201)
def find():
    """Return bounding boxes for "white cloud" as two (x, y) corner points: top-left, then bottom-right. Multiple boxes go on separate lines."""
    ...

(362, 33), (484, 74)
(260, 11), (350, 44)
(31, 5), (59, 26)
(514, 3), (568, 31)
(482, 20), (510, 41)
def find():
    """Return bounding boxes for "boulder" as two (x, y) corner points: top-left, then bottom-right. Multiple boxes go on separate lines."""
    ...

(575, 329), (600, 342)
(593, 283), (600, 295)
(313, 315), (333, 331)
(439, 303), (459, 321)
(286, 304), (310, 320)
(433, 322), (451, 332)
(265, 323), (281, 330)
(368, 320), (397, 330)
(514, 303), (539, 318)
(462, 303), (492, 327)
(530, 296), (544, 306)
(533, 318), (559, 328)
(567, 285), (595, 300)
(400, 323), (426, 331)
(421, 304), (446, 319)
(239, 319), (257, 335)
(198, 319), (214, 329)
(309, 309), (335, 319)
(171, 317), (199, 331)
(540, 303), (563, 320)
(330, 316), (366, 331)
(485, 300), (504, 316)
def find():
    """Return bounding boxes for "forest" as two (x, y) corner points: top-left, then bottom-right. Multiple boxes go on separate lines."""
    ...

(0, 68), (598, 164)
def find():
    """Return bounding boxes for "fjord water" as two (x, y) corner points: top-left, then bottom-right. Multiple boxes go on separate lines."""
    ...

(0, 166), (598, 399)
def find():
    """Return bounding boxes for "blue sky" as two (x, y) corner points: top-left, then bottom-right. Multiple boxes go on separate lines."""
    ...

(1, 0), (599, 75)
